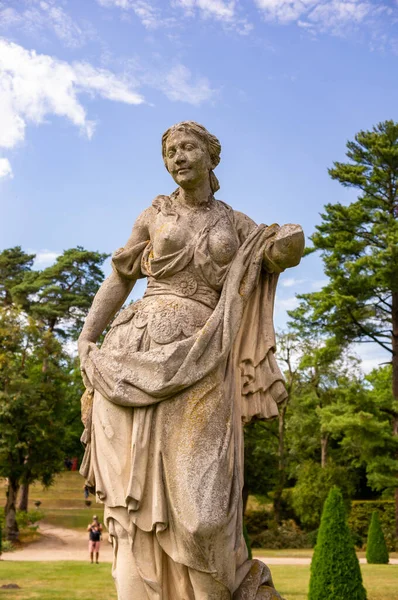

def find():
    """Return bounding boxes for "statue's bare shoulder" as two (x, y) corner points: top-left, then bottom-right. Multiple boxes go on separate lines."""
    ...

(124, 205), (156, 249)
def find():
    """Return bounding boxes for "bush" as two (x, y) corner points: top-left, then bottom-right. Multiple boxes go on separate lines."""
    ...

(308, 487), (367, 600)
(245, 510), (273, 536)
(292, 462), (355, 530)
(243, 521), (252, 559)
(366, 511), (389, 564)
(1, 540), (15, 553)
(349, 500), (396, 551)
(16, 508), (44, 531)
(249, 519), (312, 549)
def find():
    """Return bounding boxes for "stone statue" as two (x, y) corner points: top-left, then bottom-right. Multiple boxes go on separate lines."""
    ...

(79, 121), (304, 600)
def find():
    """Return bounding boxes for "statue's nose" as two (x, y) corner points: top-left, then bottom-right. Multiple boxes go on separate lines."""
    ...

(175, 150), (186, 164)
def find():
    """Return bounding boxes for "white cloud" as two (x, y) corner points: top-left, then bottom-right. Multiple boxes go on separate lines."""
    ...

(0, 39), (144, 172)
(255, 0), (318, 23)
(158, 64), (215, 105)
(351, 342), (391, 374)
(174, 0), (236, 21)
(311, 278), (328, 290)
(33, 250), (61, 267)
(0, 0), (93, 48)
(275, 295), (300, 312)
(172, 0), (252, 33)
(98, 0), (252, 33)
(97, 0), (170, 29)
(280, 276), (306, 287)
(255, 0), (376, 35)
(0, 157), (12, 179)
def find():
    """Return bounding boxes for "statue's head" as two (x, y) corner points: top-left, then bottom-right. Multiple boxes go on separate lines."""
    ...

(162, 121), (221, 193)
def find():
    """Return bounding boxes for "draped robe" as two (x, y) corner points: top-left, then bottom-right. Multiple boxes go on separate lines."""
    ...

(80, 199), (287, 599)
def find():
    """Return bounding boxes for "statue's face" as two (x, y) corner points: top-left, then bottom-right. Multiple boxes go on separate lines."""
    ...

(165, 130), (211, 190)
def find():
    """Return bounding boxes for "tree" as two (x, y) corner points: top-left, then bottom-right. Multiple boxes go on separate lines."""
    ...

(0, 246), (108, 536)
(290, 120), (398, 532)
(0, 247), (35, 307)
(308, 487), (367, 600)
(320, 365), (398, 505)
(243, 419), (278, 513)
(12, 247), (108, 338)
(291, 462), (355, 530)
(366, 511), (389, 564)
(0, 308), (68, 539)
(271, 332), (300, 523)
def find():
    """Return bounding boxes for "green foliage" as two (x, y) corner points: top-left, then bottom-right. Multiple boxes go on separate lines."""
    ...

(291, 120), (398, 352)
(308, 487), (367, 600)
(244, 419), (278, 499)
(288, 120), (398, 515)
(250, 520), (312, 550)
(15, 509), (45, 530)
(1, 539), (15, 552)
(0, 246), (35, 307)
(349, 501), (396, 552)
(243, 521), (252, 559)
(366, 511), (389, 564)
(11, 247), (109, 338)
(0, 246), (107, 540)
(292, 462), (355, 530)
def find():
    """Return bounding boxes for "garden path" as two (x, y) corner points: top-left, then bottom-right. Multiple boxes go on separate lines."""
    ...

(4, 522), (398, 565)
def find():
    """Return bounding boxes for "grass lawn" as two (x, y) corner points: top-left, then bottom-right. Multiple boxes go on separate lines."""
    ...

(40, 508), (105, 530)
(1, 473), (104, 531)
(254, 547), (398, 560)
(0, 562), (116, 600)
(1, 562), (397, 600)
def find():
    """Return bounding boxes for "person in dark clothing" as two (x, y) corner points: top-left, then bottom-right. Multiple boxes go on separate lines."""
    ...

(87, 515), (103, 564)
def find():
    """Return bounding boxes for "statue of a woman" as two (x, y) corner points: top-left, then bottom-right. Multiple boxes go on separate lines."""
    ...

(79, 122), (304, 600)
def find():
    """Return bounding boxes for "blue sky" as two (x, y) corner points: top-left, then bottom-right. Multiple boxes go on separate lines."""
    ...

(1, 0), (397, 369)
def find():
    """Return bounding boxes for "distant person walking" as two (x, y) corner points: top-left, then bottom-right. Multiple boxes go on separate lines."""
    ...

(83, 484), (89, 500)
(87, 515), (102, 564)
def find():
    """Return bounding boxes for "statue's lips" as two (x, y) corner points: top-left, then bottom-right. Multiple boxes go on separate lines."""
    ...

(177, 168), (191, 175)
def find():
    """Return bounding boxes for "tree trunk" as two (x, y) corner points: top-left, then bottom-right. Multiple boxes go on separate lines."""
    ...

(392, 291), (398, 537)
(321, 434), (329, 468)
(5, 478), (19, 541)
(273, 404), (287, 524)
(18, 482), (29, 512)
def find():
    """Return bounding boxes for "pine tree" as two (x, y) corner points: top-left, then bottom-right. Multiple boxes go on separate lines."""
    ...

(308, 487), (367, 600)
(366, 511), (389, 564)
(290, 121), (398, 534)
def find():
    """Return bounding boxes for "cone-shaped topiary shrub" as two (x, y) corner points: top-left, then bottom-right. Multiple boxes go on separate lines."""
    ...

(308, 486), (367, 600)
(366, 511), (389, 564)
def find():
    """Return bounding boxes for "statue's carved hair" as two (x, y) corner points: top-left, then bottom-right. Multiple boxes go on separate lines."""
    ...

(162, 121), (221, 193)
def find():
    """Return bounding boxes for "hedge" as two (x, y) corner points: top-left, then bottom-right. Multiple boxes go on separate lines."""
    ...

(348, 500), (396, 551)
(308, 487), (367, 600)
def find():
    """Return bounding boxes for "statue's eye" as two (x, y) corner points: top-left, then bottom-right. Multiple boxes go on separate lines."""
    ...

(185, 144), (195, 151)
(167, 150), (175, 158)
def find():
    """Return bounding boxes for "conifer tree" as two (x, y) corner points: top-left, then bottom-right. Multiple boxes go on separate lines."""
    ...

(308, 487), (367, 600)
(290, 121), (398, 533)
(366, 511), (389, 564)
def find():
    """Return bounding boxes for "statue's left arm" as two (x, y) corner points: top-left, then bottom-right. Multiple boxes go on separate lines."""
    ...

(266, 224), (305, 271)
(232, 210), (304, 272)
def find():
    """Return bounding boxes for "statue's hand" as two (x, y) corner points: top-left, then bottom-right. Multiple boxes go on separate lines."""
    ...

(268, 224), (304, 270)
(78, 337), (97, 391)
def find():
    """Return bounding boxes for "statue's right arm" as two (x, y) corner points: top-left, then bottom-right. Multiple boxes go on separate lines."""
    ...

(78, 208), (151, 365)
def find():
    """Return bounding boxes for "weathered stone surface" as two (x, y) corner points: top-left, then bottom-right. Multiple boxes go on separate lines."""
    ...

(79, 121), (304, 599)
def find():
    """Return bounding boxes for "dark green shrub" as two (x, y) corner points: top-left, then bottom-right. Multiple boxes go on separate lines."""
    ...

(16, 509), (44, 531)
(250, 520), (312, 549)
(245, 510), (273, 536)
(243, 521), (252, 559)
(308, 487), (367, 600)
(349, 501), (396, 551)
(366, 511), (389, 564)
(292, 462), (355, 530)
